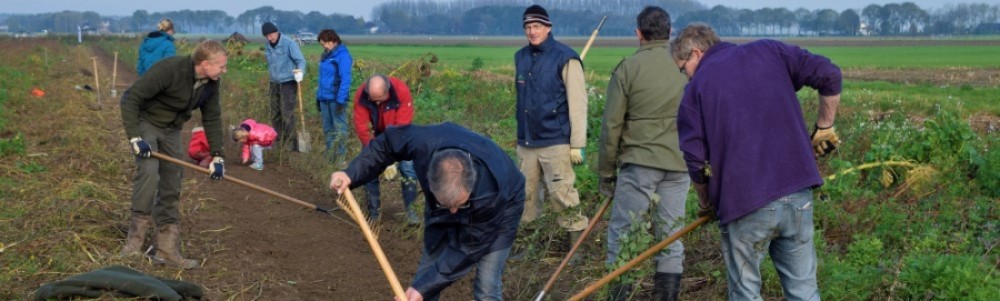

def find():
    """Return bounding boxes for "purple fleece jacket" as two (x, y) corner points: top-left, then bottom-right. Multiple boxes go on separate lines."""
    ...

(678, 40), (842, 225)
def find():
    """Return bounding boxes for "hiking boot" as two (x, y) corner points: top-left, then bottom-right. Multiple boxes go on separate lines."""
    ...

(250, 162), (264, 171)
(152, 224), (199, 269)
(608, 283), (633, 301)
(120, 212), (153, 256)
(405, 208), (421, 226)
(567, 230), (584, 264)
(652, 272), (682, 301)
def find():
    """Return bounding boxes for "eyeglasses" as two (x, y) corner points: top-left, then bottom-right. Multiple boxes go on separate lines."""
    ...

(678, 55), (692, 74)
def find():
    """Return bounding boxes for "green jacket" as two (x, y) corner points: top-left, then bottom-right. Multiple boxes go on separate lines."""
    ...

(121, 55), (225, 156)
(598, 40), (687, 179)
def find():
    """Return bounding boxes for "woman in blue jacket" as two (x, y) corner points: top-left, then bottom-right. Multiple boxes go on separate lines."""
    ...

(316, 29), (353, 165)
(136, 19), (176, 76)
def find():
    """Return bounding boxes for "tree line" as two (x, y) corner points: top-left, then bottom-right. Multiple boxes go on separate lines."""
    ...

(3, 1), (999, 36)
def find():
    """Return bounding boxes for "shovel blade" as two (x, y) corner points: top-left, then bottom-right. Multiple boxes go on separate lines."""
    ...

(297, 132), (311, 153)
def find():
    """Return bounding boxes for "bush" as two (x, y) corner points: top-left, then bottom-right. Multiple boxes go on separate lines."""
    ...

(897, 254), (1000, 300)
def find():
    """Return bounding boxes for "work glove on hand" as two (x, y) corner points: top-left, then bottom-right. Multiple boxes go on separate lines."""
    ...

(570, 148), (584, 165)
(381, 163), (399, 181)
(599, 177), (616, 199)
(810, 124), (840, 158)
(293, 69), (303, 82)
(693, 182), (715, 219)
(129, 137), (151, 158)
(208, 156), (225, 180)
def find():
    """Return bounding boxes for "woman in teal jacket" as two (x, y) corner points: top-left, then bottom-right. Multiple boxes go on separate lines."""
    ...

(316, 29), (353, 165)
(136, 19), (176, 76)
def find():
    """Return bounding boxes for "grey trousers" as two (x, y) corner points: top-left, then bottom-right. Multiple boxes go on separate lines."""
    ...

(269, 81), (298, 150)
(606, 164), (690, 274)
(131, 120), (184, 225)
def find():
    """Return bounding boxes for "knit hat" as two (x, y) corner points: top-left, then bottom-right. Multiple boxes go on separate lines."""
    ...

(261, 22), (278, 36)
(523, 5), (551, 26)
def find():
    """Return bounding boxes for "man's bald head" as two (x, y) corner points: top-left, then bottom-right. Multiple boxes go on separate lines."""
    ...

(367, 75), (390, 103)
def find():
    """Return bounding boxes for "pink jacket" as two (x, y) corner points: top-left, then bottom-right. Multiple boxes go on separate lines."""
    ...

(240, 119), (277, 163)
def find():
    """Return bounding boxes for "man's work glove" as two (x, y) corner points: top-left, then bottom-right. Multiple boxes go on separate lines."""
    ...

(208, 156), (225, 180)
(570, 148), (584, 165)
(129, 137), (151, 158)
(293, 69), (303, 82)
(810, 124), (840, 158)
(693, 182), (714, 219)
(381, 163), (398, 181)
(599, 177), (616, 199)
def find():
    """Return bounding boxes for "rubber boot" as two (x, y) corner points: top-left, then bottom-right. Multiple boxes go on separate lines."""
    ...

(152, 224), (199, 269)
(365, 180), (381, 221)
(607, 283), (632, 301)
(652, 272), (682, 301)
(120, 212), (153, 256)
(567, 230), (584, 264)
(402, 180), (420, 225)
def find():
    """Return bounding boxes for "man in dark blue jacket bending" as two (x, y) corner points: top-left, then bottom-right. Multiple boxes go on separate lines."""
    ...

(329, 122), (525, 301)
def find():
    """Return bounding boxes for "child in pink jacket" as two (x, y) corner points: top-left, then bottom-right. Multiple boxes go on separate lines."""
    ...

(231, 119), (277, 170)
(188, 127), (212, 168)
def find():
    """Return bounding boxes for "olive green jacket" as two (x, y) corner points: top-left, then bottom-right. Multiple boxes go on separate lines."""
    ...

(598, 40), (687, 179)
(121, 55), (224, 156)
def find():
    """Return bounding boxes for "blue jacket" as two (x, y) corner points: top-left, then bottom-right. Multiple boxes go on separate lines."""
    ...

(678, 40), (842, 225)
(343, 123), (525, 298)
(264, 33), (306, 84)
(514, 33), (581, 148)
(136, 31), (175, 76)
(316, 44), (353, 103)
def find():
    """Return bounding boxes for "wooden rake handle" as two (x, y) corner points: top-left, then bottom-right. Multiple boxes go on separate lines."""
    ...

(338, 189), (408, 301)
(567, 216), (712, 301)
(296, 81), (308, 131)
(579, 15), (607, 60)
(150, 151), (332, 214)
(534, 196), (613, 301)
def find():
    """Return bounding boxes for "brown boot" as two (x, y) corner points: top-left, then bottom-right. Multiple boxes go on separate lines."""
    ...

(120, 212), (153, 256)
(152, 224), (199, 269)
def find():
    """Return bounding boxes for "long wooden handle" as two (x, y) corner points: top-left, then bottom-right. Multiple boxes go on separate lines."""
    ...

(534, 196), (613, 301)
(341, 190), (408, 301)
(296, 81), (307, 130)
(91, 57), (101, 106)
(579, 16), (607, 60)
(567, 216), (712, 301)
(150, 151), (330, 213)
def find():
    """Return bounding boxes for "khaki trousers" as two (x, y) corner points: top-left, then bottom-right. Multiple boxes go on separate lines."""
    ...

(517, 144), (587, 231)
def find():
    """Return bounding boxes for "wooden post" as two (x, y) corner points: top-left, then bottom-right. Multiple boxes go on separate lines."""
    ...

(111, 52), (118, 98)
(91, 57), (101, 109)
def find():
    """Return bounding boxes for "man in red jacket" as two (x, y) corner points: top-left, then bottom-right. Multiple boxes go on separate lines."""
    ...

(353, 74), (420, 224)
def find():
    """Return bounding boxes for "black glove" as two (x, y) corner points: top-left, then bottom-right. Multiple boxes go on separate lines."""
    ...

(129, 137), (151, 158)
(599, 177), (616, 199)
(208, 156), (225, 180)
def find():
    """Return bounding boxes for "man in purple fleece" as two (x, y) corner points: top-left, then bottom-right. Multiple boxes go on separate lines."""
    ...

(670, 23), (841, 300)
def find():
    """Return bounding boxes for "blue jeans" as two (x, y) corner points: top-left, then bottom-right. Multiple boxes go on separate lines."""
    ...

(249, 144), (266, 165)
(364, 160), (418, 216)
(606, 164), (690, 274)
(318, 101), (348, 163)
(414, 246), (510, 301)
(719, 189), (820, 301)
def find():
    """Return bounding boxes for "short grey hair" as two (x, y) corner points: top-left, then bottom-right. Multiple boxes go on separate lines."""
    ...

(669, 23), (720, 61)
(428, 149), (476, 208)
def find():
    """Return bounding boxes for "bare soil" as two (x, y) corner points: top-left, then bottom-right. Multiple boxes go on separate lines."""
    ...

(843, 67), (1000, 87)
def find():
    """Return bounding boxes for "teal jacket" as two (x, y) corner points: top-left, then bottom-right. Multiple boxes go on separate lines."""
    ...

(136, 30), (175, 76)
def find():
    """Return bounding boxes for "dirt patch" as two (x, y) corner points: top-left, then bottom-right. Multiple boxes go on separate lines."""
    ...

(969, 112), (1000, 134)
(844, 67), (1000, 87)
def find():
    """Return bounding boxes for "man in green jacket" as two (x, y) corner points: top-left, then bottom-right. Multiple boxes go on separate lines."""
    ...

(119, 40), (228, 269)
(597, 6), (691, 301)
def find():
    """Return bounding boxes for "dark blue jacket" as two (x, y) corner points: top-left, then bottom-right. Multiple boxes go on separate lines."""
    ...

(136, 31), (175, 76)
(678, 40), (842, 225)
(514, 33), (581, 148)
(343, 123), (525, 298)
(316, 44), (353, 104)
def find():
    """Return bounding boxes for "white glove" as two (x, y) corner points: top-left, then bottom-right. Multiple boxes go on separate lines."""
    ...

(208, 156), (225, 180)
(293, 69), (303, 82)
(129, 137), (151, 158)
(381, 163), (399, 181)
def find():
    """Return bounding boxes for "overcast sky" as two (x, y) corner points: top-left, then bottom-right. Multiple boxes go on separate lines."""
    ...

(0, 1), (967, 19)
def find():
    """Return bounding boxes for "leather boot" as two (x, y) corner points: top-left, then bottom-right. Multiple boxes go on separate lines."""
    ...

(607, 282), (632, 301)
(152, 224), (199, 269)
(402, 181), (420, 225)
(567, 230), (584, 264)
(120, 212), (153, 256)
(652, 272), (682, 301)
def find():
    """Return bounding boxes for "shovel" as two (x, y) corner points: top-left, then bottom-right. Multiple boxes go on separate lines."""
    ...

(295, 81), (312, 153)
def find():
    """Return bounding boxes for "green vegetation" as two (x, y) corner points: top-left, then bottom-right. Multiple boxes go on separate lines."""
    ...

(811, 45), (1000, 69)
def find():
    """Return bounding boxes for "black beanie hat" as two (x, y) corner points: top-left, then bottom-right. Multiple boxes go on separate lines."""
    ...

(261, 22), (278, 36)
(523, 5), (551, 26)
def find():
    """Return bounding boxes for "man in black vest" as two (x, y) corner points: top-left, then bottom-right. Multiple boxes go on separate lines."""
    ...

(513, 4), (589, 255)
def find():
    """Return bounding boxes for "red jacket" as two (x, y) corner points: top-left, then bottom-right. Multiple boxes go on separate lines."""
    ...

(239, 119), (277, 163)
(188, 127), (210, 160)
(353, 76), (414, 146)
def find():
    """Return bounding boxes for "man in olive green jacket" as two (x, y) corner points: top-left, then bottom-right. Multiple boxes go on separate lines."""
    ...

(119, 40), (228, 269)
(597, 6), (691, 301)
